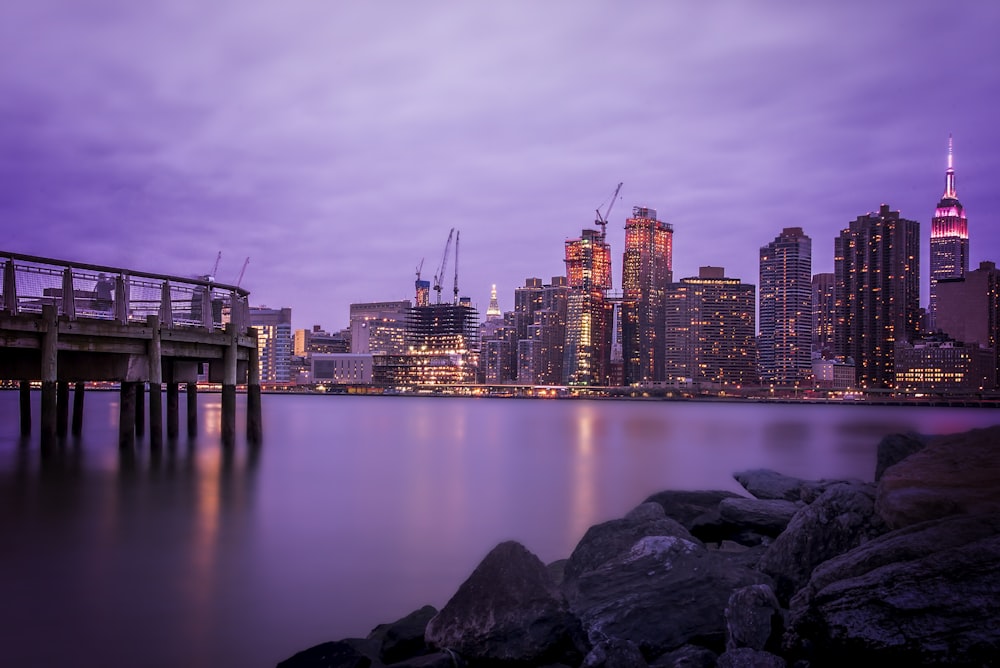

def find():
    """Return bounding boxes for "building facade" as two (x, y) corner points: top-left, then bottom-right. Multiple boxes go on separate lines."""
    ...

(404, 301), (480, 385)
(758, 227), (812, 386)
(563, 228), (613, 386)
(349, 300), (410, 355)
(621, 206), (673, 385)
(894, 335), (995, 393)
(811, 273), (836, 357)
(835, 204), (920, 389)
(249, 306), (293, 383)
(929, 136), (969, 331)
(936, 260), (1000, 389)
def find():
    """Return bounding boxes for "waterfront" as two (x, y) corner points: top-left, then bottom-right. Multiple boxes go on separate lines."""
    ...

(1, 392), (998, 667)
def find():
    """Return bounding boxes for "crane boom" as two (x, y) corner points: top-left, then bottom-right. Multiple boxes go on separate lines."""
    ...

(208, 251), (222, 282)
(453, 230), (460, 305)
(433, 228), (455, 304)
(595, 181), (624, 240)
(236, 257), (250, 287)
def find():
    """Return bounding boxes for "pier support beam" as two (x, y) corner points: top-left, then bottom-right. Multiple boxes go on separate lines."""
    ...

(40, 305), (58, 447)
(221, 323), (238, 446)
(148, 316), (163, 449)
(247, 327), (262, 444)
(119, 382), (136, 449)
(166, 382), (179, 441)
(72, 382), (85, 437)
(19, 380), (31, 436)
(186, 382), (197, 438)
(135, 382), (145, 437)
(56, 381), (69, 438)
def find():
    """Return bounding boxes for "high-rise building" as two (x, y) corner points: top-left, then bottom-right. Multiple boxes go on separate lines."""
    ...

(350, 301), (411, 355)
(894, 333), (995, 393)
(563, 229), (613, 386)
(811, 273), (836, 357)
(936, 260), (1000, 388)
(405, 300), (480, 385)
(249, 306), (293, 383)
(759, 227), (812, 386)
(929, 135), (969, 330)
(835, 204), (920, 389)
(664, 267), (758, 389)
(621, 206), (673, 385)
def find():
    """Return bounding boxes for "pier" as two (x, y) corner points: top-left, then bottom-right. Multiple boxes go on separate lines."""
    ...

(1, 251), (261, 447)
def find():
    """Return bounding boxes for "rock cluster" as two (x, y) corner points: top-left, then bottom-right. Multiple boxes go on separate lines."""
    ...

(279, 425), (1000, 667)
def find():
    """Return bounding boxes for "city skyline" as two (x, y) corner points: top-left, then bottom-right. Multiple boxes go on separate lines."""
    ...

(2, 3), (1000, 329)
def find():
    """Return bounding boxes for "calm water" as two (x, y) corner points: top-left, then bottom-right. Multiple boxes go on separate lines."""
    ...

(1, 391), (997, 667)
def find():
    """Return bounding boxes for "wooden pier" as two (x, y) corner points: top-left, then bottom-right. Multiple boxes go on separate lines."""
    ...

(1, 251), (261, 447)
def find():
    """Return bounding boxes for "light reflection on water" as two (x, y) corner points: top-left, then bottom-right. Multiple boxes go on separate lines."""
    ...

(1, 391), (997, 668)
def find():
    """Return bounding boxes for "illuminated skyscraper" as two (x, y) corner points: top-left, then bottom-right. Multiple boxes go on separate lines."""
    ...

(811, 273), (835, 356)
(249, 306), (293, 383)
(759, 227), (812, 386)
(563, 228), (613, 385)
(929, 135), (969, 330)
(621, 206), (673, 385)
(835, 204), (920, 389)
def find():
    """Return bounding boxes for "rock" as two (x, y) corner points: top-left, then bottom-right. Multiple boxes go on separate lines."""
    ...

(786, 514), (1000, 665)
(625, 501), (667, 522)
(647, 644), (717, 667)
(873, 432), (928, 481)
(725, 584), (783, 652)
(581, 638), (648, 667)
(733, 470), (804, 501)
(424, 540), (586, 666)
(390, 652), (464, 668)
(562, 513), (696, 587)
(547, 559), (568, 587)
(875, 425), (1000, 529)
(643, 490), (743, 528)
(276, 640), (372, 668)
(716, 647), (786, 667)
(758, 482), (887, 603)
(368, 605), (437, 664)
(566, 534), (772, 658)
(718, 498), (801, 536)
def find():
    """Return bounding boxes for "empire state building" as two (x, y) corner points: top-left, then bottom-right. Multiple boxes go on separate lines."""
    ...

(929, 135), (969, 330)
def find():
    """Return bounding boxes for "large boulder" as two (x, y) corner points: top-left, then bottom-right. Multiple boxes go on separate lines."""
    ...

(786, 514), (1000, 665)
(725, 584), (783, 653)
(642, 490), (743, 528)
(424, 541), (586, 666)
(875, 425), (1000, 529)
(566, 533), (772, 659)
(733, 470), (803, 502)
(276, 640), (372, 668)
(716, 648), (785, 667)
(368, 605), (438, 664)
(581, 638), (648, 667)
(718, 498), (801, 536)
(647, 644), (717, 667)
(757, 482), (887, 603)
(873, 432), (928, 482)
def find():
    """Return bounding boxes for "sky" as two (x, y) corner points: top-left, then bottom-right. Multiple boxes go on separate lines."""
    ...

(2, 1), (999, 331)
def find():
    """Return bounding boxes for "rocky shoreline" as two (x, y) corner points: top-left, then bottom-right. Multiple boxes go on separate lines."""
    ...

(279, 425), (1000, 667)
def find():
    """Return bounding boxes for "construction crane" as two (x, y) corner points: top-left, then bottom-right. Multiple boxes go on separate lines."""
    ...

(433, 228), (455, 304)
(595, 182), (624, 240)
(205, 251), (222, 282)
(415, 258), (424, 283)
(453, 230), (460, 305)
(236, 257), (250, 288)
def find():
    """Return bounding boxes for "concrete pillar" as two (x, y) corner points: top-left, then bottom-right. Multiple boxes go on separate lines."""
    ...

(71, 382), (85, 437)
(247, 326), (262, 444)
(19, 380), (31, 436)
(40, 305), (58, 447)
(166, 382), (179, 441)
(186, 382), (197, 438)
(221, 322), (238, 446)
(135, 382), (145, 437)
(56, 381), (69, 438)
(148, 316), (163, 449)
(119, 382), (136, 449)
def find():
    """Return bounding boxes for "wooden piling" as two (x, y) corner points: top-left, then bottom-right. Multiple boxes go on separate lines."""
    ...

(166, 382), (179, 441)
(186, 382), (198, 438)
(40, 305), (58, 447)
(221, 323), (238, 446)
(147, 316), (162, 448)
(56, 381), (69, 438)
(71, 382), (85, 437)
(135, 382), (145, 437)
(19, 380), (31, 436)
(119, 382), (136, 449)
(247, 326), (262, 444)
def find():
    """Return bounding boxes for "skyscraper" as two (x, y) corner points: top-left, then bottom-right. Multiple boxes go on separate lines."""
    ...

(811, 273), (836, 357)
(664, 267), (758, 389)
(835, 204), (920, 389)
(936, 261), (1000, 389)
(249, 306), (293, 383)
(759, 227), (812, 386)
(563, 228), (613, 386)
(621, 206), (673, 385)
(929, 135), (969, 330)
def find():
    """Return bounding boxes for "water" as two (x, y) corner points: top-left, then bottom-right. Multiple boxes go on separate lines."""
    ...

(1, 391), (997, 667)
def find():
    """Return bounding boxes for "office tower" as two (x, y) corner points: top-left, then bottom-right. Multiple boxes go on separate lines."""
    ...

(835, 204), (920, 389)
(481, 325), (518, 384)
(350, 301), (411, 355)
(513, 278), (544, 341)
(812, 273), (836, 357)
(758, 227), (812, 386)
(664, 267), (758, 388)
(405, 300), (480, 385)
(937, 261), (1000, 388)
(621, 206), (673, 385)
(563, 229), (613, 386)
(929, 135), (969, 330)
(249, 306), (293, 383)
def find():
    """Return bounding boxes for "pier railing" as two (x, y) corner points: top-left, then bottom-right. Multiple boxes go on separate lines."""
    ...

(1, 251), (250, 332)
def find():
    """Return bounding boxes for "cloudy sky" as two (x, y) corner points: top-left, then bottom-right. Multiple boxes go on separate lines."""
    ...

(2, 1), (999, 330)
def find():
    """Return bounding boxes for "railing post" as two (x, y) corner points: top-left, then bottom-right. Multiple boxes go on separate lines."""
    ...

(201, 285), (213, 331)
(61, 268), (76, 320)
(114, 274), (129, 325)
(159, 280), (173, 328)
(3, 259), (17, 315)
(40, 305), (58, 447)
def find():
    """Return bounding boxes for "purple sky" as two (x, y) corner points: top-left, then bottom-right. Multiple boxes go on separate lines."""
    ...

(3, 2), (999, 330)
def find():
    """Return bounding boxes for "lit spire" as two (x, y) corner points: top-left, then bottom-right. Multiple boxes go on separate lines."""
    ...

(486, 283), (502, 319)
(944, 133), (957, 199)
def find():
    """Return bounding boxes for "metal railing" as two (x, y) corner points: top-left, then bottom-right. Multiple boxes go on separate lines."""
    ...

(1, 251), (250, 332)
